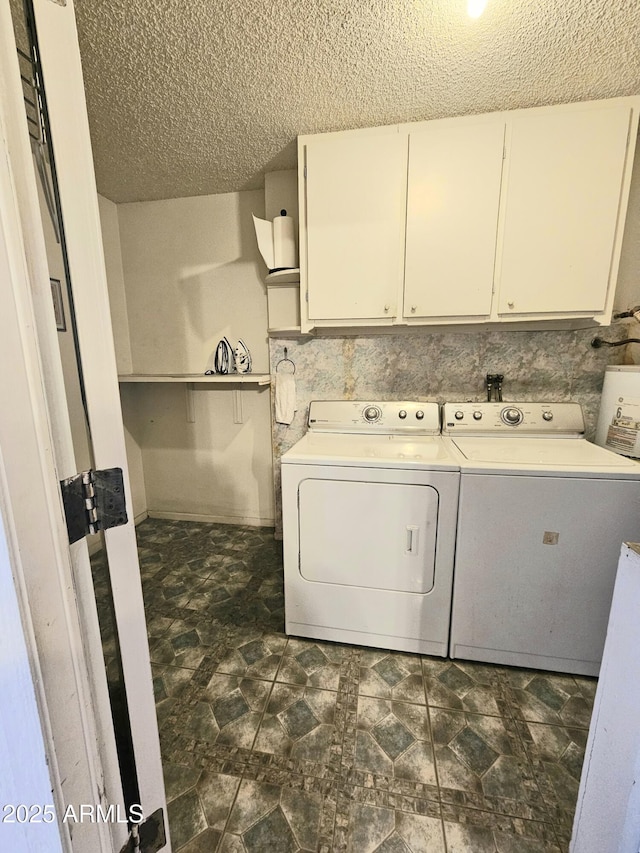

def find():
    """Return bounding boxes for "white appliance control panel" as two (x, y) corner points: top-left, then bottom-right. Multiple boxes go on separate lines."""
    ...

(308, 401), (440, 434)
(442, 402), (585, 435)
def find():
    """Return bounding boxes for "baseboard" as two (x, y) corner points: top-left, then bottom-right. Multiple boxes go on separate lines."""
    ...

(133, 511), (149, 526)
(146, 510), (275, 528)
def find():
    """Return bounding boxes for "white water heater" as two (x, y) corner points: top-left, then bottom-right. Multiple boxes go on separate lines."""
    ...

(595, 365), (640, 458)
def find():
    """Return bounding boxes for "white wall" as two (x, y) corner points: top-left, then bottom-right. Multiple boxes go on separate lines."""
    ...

(115, 189), (274, 526)
(265, 169), (299, 224)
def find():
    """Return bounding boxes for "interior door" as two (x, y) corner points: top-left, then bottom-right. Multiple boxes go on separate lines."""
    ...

(3, 1), (169, 850)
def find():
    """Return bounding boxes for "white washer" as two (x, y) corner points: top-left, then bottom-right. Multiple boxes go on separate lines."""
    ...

(443, 401), (640, 676)
(281, 401), (460, 656)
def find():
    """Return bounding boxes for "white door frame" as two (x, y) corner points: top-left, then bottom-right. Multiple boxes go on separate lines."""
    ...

(0, 0), (169, 849)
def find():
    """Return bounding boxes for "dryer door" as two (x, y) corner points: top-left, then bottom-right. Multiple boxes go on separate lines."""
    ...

(298, 479), (438, 593)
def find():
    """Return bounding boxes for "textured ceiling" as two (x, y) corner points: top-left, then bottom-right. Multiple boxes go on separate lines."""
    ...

(72, 0), (640, 203)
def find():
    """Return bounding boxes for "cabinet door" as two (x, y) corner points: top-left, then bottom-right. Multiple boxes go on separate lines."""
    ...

(497, 104), (633, 317)
(404, 120), (505, 319)
(302, 131), (407, 321)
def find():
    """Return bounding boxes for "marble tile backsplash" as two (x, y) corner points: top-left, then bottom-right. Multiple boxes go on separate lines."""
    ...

(269, 325), (628, 534)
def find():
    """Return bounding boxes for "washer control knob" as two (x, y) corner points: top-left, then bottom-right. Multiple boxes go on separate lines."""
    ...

(398, 410), (407, 419)
(364, 406), (381, 422)
(502, 407), (523, 425)
(416, 410), (424, 420)
(542, 411), (553, 421)
(454, 411), (464, 420)
(473, 411), (483, 420)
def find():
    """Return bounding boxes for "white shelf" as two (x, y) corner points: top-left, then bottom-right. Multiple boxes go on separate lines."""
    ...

(118, 373), (271, 386)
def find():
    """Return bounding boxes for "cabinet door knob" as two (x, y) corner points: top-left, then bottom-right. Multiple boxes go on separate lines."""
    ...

(384, 304), (390, 313)
(411, 305), (417, 313)
(507, 300), (515, 309)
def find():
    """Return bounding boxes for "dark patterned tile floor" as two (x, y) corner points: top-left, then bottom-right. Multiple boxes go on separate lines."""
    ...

(121, 518), (597, 851)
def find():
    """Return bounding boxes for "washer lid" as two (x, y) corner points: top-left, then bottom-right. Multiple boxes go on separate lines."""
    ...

(450, 436), (640, 477)
(281, 432), (459, 471)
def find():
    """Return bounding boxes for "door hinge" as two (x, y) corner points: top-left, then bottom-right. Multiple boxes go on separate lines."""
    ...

(119, 808), (166, 853)
(60, 467), (128, 544)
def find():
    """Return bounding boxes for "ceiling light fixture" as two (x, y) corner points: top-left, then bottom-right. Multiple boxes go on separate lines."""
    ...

(467, 0), (488, 18)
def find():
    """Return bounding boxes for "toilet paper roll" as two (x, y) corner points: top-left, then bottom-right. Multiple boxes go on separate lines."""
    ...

(272, 212), (297, 271)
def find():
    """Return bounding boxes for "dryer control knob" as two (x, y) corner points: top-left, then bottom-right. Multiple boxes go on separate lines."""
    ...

(502, 407), (523, 425)
(454, 411), (464, 420)
(473, 411), (483, 420)
(363, 406), (381, 422)
(416, 410), (424, 420)
(542, 411), (553, 421)
(398, 410), (407, 419)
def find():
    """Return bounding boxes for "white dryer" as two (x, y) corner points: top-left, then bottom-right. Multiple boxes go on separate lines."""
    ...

(442, 401), (640, 677)
(281, 401), (460, 656)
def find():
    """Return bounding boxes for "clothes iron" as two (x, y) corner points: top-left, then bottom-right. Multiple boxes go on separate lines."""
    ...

(234, 339), (252, 374)
(213, 337), (235, 374)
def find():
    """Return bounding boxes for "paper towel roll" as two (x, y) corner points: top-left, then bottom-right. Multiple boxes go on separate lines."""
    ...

(272, 210), (297, 271)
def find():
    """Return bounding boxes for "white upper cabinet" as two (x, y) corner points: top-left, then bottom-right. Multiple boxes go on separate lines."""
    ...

(299, 129), (407, 328)
(404, 119), (506, 320)
(298, 97), (640, 331)
(496, 103), (634, 318)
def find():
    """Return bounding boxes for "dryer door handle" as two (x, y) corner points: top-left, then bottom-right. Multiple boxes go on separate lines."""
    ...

(406, 525), (419, 555)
